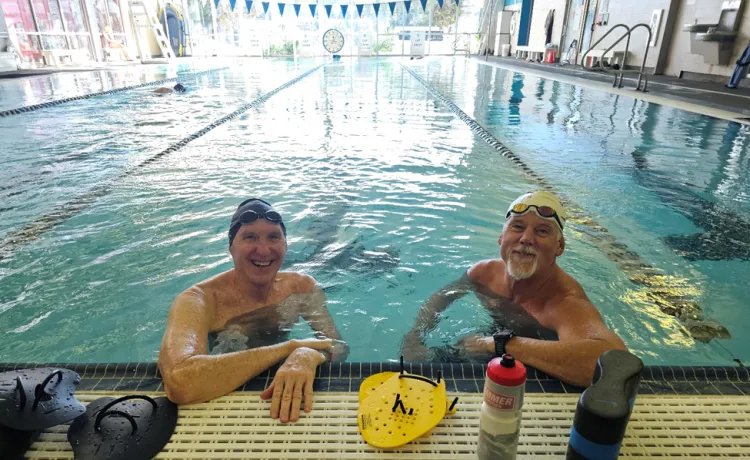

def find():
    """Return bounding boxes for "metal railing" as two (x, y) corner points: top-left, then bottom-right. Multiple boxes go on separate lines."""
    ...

(581, 23), (652, 92)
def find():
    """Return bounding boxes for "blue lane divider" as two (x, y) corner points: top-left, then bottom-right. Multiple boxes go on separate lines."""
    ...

(0, 67), (229, 118)
(0, 64), (324, 261)
(400, 63), (729, 343)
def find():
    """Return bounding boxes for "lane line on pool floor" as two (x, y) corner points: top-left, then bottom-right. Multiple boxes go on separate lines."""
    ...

(0, 67), (229, 118)
(400, 63), (731, 345)
(0, 64), (324, 262)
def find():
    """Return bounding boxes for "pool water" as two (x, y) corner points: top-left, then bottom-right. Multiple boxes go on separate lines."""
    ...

(0, 57), (748, 366)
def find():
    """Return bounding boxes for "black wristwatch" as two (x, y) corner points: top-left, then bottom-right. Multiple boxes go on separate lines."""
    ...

(493, 329), (516, 356)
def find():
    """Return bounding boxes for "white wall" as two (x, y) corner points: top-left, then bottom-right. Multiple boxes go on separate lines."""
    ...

(664, 0), (750, 78)
(527, 0), (568, 50)
(589, 0), (677, 70)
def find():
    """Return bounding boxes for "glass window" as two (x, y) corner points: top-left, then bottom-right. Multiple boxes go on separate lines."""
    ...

(60, 0), (91, 52)
(0, 0), (42, 60)
(30, 0), (68, 49)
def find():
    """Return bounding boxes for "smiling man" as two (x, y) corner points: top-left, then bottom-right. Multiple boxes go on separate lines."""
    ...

(159, 199), (347, 422)
(401, 191), (626, 387)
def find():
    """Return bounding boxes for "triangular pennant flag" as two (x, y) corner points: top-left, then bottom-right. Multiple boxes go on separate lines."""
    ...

(419, 0), (426, 11)
(455, 0), (460, 4)
(278, 2), (285, 14)
(437, 0), (443, 8)
(262, 1), (269, 13)
(229, 0), (237, 10)
(324, 4), (332, 17)
(341, 4), (348, 17)
(388, 2), (396, 14)
(309, 3), (316, 16)
(356, 4), (364, 16)
(293, 3), (300, 15)
(373, 3), (380, 15)
(404, 0), (411, 13)
(245, 0), (253, 13)
(213, 0), (220, 9)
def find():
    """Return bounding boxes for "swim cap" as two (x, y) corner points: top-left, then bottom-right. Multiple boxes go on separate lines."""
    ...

(506, 191), (567, 232)
(173, 83), (186, 93)
(228, 198), (287, 247)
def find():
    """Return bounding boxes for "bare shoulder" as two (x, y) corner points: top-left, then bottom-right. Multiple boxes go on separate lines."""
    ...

(468, 259), (503, 284)
(185, 271), (235, 303)
(278, 271), (319, 294)
(545, 276), (625, 347)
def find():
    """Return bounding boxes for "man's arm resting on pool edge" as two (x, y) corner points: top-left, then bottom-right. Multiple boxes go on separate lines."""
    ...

(158, 289), (331, 405)
(464, 297), (627, 387)
(401, 272), (476, 360)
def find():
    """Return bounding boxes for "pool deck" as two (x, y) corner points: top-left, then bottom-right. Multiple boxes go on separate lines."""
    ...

(3, 362), (750, 458)
(473, 56), (750, 125)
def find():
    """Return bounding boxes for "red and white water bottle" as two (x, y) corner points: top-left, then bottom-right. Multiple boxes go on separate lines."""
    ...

(477, 354), (527, 460)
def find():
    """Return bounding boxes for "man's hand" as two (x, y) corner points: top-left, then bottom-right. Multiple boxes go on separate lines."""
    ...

(330, 339), (350, 362)
(291, 338), (333, 352)
(260, 347), (327, 423)
(455, 334), (494, 356)
(401, 334), (432, 362)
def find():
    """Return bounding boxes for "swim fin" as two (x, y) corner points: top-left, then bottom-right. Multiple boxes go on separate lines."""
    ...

(0, 367), (86, 430)
(67, 394), (178, 460)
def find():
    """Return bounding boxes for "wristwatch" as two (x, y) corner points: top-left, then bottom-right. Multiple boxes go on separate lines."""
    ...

(493, 328), (516, 357)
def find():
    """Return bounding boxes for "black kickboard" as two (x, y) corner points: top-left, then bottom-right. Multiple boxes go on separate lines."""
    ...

(67, 395), (178, 460)
(0, 367), (86, 430)
(0, 425), (42, 460)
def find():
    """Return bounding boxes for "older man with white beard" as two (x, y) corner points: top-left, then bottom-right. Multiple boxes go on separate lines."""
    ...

(401, 191), (626, 387)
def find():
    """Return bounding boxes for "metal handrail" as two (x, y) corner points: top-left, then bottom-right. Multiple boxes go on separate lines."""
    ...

(580, 23), (652, 92)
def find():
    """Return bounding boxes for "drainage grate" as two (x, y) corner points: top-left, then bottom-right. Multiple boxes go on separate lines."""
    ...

(25, 392), (750, 458)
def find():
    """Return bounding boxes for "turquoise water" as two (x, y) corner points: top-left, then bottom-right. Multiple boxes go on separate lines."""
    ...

(0, 57), (748, 366)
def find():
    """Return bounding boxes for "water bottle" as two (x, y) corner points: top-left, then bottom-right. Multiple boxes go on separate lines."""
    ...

(567, 349), (644, 460)
(477, 354), (526, 460)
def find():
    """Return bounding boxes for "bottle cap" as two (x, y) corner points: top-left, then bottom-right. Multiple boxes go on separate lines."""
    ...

(487, 354), (527, 387)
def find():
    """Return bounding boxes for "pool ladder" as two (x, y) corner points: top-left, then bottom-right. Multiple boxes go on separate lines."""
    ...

(581, 23), (652, 92)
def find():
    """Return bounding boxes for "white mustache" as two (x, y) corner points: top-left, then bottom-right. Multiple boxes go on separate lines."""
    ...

(513, 246), (537, 256)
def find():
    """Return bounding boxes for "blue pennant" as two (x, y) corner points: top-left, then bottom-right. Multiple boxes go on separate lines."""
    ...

(404, 1), (411, 13)
(262, 1), (269, 13)
(373, 3), (380, 15)
(356, 4), (364, 16)
(245, 0), (253, 13)
(388, 1), (396, 14)
(437, 0), (443, 8)
(324, 4), (332, 17)
(341, 4), (348, 17)
(213, 0), (220, 9)
(419, 0), (426, 11)
(278, 2), (285, 15)
(455, 0), (460, 4)
(309, 3), (316, 16)
(229, 0), (237, 10)
(293, 3), (300, 15)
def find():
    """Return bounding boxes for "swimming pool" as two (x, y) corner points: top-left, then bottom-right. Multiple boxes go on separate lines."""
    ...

(0, 57), (747, 367)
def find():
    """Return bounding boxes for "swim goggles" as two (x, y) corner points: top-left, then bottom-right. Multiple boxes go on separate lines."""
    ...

(506, 203), (564, 231)
(233, 209), (283, 226)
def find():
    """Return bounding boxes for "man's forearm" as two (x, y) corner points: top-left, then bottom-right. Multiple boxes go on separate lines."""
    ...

(163, 342), (294, 404)
(506, 337), (626, 387)
(406, 278), (473, 340)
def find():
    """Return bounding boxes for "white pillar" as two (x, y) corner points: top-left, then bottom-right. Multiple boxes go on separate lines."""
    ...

(82, 0), (105, 61)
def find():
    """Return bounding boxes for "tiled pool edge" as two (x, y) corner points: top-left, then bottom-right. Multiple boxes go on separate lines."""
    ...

(1, 362), (748, 396)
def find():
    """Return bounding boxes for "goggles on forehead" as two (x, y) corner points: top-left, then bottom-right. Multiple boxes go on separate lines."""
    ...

(233, 209), (283, 227)
(506, 203), (564, 231)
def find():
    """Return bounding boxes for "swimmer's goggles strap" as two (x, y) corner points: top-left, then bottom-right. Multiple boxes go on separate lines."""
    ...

(506, 203), (564, 231)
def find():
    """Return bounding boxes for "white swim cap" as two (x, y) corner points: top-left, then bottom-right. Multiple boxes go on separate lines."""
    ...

(506, 190), (566, 231)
